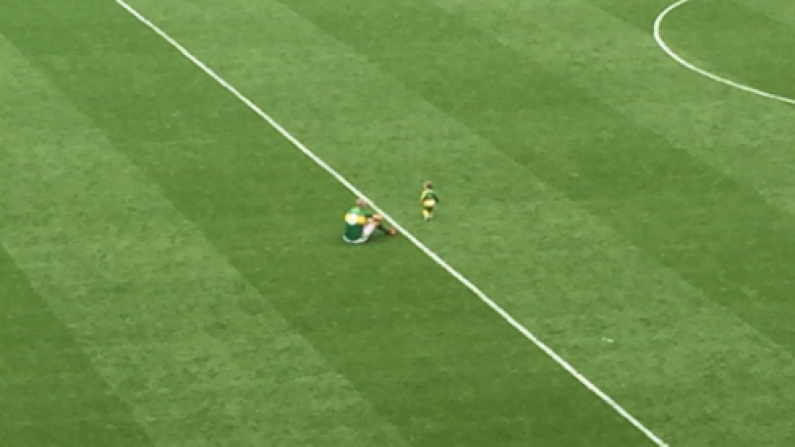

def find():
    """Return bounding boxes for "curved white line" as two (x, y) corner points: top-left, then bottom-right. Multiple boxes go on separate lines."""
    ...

(653, 0), (795, 106)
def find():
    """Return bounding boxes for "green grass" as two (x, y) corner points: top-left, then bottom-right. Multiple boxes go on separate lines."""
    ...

(1, 0), (795, 446)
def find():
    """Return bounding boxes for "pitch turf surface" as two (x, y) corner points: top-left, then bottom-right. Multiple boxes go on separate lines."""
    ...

(2, 0), (795, 446)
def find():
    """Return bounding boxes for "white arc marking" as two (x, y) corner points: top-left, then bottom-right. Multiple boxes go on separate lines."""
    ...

(654, 0), (795, 106)
(115, 1), (670, 445)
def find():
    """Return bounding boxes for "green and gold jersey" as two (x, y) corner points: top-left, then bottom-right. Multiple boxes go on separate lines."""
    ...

(343, 206), (373, 240)
(420, 189), (439, 208)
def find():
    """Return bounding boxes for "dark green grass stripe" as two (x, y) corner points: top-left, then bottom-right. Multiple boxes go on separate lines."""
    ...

(0, 1), (653, 445)
(277, 0), (795, 351)
(0, 247), (151, 447)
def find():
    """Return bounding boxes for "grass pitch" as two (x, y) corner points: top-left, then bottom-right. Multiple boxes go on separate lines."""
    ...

(2, 1), (795, 446)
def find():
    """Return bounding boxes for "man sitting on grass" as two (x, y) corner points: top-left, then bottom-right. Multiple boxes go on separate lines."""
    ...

(342, 198), (396, 244)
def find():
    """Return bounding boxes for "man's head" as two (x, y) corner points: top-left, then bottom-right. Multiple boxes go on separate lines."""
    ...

(423, 181), (433, 190)
(356, 198), (368, 209)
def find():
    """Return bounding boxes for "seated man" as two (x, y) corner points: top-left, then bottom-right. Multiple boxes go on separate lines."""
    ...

(343, 198), (396, 243)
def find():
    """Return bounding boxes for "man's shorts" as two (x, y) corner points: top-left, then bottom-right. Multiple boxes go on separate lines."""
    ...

(342, 235), (367, 244)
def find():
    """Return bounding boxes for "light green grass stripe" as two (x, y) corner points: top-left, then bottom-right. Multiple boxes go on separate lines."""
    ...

(0, 35), (406, 447)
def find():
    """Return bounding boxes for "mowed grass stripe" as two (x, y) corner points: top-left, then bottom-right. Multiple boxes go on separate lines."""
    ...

(110, 1), (764, 445)
(650, 0), (795, 99)
(0, 247), (151, 446)
(4, 0), (652, 446)
(587, 2), (795, 220)
(431, 1), (795, 445)
(190, 0), (790, 445)
(97, 1), (795, 446)
(0, 37), (151, 447)
(277, 0), (795, 346)
(0, 10), (407, 447)
(550, 0), (795, 195)
(576, 1), (795, 348)
(114, 5), (673, 447)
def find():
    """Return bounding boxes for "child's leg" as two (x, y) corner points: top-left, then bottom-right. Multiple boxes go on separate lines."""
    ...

(422, 206), (434, 220)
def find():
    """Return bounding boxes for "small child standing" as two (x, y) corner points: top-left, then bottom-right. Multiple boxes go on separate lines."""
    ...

(420, 181), (440, 222)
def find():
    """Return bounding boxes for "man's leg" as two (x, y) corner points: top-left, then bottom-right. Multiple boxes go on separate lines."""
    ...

(371, 214), (396, 236)
(361, 222), (377, 241)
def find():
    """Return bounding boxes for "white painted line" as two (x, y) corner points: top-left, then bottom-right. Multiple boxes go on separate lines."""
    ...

(115, 1), (670, 445)
(654, 0), (795, 106)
